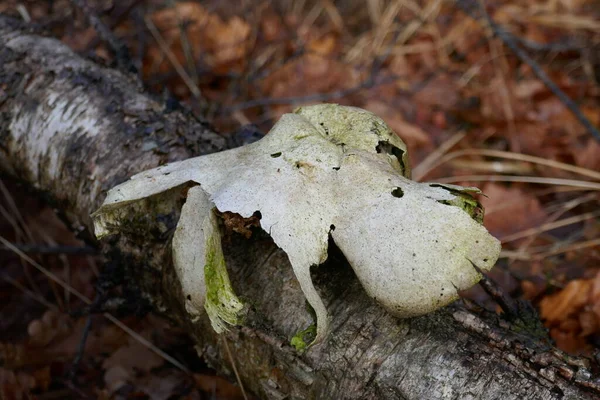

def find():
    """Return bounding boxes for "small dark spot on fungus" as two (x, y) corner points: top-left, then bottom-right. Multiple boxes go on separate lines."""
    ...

(483, 258), (488, 262)
(164, 172), (170, 175)
(391, 187), (404, 198)
(187, 295), (191, 300)
(412, 253), (416, 257)
(270, 152), (282, 158)
(330, 224), (336, 231)
(333, 167), (340, 171)
(253, 210), (262, 220)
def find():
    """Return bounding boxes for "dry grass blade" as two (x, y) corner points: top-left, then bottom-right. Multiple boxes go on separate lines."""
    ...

(497, 250), (533, 261)
(222, 336), (248, 400)
(530, 14), (600, 32)
(412, 130), (466, 181)
(448, 159), (533, 175)
(367, 0), (383, 25)
(537, 238), (600, 259)
(1, 273), (58, 310)
(166, 0), (199, 85)
(503, 192), (598, 265)
(501, 210), (600, 243)
(488, 36), (517, 149)
(301, 2), (324, 31)
(0, 180), (45, 300)
(420, 149), (600, 181)
(0, 235), (190, 374)
(322, 0), (344, 32)
(0, 180), (34, 240)
(144, 15), (202, 99)
(436, 175), (600, 190)
(500, 237), (600, 261)
(503, 238), (600, 261)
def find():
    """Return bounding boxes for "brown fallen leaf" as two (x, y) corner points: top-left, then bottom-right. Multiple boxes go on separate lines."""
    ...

(102, 338), (165, 374)
(480, 183), (547, 239)
(194, 373), (248, 400)
(539, 279), (591, 323)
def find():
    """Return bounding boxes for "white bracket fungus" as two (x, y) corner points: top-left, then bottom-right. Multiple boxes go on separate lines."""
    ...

(92, 104), (501, 349)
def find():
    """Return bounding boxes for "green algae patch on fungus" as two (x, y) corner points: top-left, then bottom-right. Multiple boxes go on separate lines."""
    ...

(429, 184), (485, 224)
(92, 104), (501, 349)
(171, 186), (245, 333)
(203, 213), (245, 332)
(290, 324), (317, 353)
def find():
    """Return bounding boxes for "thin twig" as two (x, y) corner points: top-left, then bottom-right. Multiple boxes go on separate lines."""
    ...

(166, 0), (198, 85)
(0, 236), (190, 374)
(1, 273), (58, 310)
(514, 37), (583, 53)
(222, 336), (248, 400)
(68, 315), (93, 380)
(455, 0), (600, 142)
(144, 15), (203, 99)
(436, 175), (600, 190)
(471, 262), (519, 318)
(0, 243), (98, 255)
(70, 0), (135, 73)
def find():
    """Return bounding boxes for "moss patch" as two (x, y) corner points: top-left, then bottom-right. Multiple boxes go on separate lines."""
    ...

(203, 219), (245, 332)
(291, 324), (317, 353)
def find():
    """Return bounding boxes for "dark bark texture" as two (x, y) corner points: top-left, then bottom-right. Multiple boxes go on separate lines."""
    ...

(1, 15), (599, 400)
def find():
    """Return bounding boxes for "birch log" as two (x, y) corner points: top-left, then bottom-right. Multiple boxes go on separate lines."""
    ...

(1, 15), (598, 400)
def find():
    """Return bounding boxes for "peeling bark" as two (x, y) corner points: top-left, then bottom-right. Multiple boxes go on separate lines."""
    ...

(1, 15), (598, 400)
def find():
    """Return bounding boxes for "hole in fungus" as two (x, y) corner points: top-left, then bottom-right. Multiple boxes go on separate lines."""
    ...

(429, 184), (484, 224)
(391, 187), (404, 198)
(332, 167), (340, 171)
(376, 141), (407, 171)
(270, 152), (282, 158)
(330, 224), (336, 232)
(186, 295), (191, 300)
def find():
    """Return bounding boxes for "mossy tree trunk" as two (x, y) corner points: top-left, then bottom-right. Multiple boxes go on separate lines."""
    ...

(1, 16), (598, 400)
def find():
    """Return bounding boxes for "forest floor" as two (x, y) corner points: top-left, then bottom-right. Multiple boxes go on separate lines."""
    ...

(0, 0), (599, 398)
